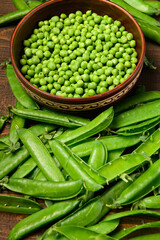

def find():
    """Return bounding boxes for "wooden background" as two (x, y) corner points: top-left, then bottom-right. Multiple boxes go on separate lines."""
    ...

(0, 0), (160, 239)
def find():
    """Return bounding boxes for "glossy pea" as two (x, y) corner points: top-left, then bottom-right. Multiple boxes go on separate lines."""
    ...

(111, 100), (160, 129)
(6, 64), (39, 109)
(88, 139), (108, 170)
(49, 139), (103, 191)
(53, 225), (115, 240)
(0, 194), (42, 214)
(18, 128), (65, 182)
(8, 199), (80, 240)
(2, 178), (83, 200)
(56, 107), (114, 146)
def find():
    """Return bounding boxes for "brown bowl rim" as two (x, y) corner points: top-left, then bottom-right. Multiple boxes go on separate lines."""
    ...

(10, 0), (145, 104)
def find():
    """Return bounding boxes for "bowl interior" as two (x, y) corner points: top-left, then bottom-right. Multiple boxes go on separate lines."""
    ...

(11, 0), (144, 105)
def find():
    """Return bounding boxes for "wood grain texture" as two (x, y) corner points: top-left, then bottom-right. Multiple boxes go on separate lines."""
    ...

(0, 0), (160, 239)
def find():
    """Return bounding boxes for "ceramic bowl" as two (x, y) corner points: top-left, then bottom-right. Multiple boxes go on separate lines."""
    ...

(11, 0), (145, 112)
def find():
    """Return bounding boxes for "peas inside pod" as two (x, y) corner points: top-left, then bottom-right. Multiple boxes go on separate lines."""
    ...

(20, 10), (138, 97)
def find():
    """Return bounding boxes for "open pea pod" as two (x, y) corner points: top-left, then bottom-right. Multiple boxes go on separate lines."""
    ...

(0, 194), (42, 214)
(116, 116), (160, 136)
(111, 221), (160, 239)
(53, 225), (115, 240)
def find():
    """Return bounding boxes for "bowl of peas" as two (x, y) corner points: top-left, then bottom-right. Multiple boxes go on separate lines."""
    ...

(10, 0), (145, 111)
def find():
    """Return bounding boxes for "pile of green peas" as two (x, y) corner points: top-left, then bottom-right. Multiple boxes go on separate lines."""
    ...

(20, 10), (138, 97)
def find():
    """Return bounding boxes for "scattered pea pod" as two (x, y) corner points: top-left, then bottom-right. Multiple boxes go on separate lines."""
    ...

(133, 195), (160, 209)
(6, 64), (39, 109)
(12, 0), (29, 10)
(111, 100), (160, 129)
(49, 139), (103, 191)
(108, 149), (125, 162)
(109, 0), (160, 27)
(123, 0), (158, 15)
(71, 135), (141, 158)
(114, 91), (160, 114)
(53, 225), (115, 240)
(0, 194), (42, 214)
(18, 128), (65, 182)
(88, 139), (108, 170)
(145, 1), (160, 11)
(0, 123), (57, 179)
(111, 221), (160, 239)
(1, 178), (83, 200)
(10, 107), (84, 128)
(114, 158), (160, 206)
(128, 233), (160, 240)
(56, 107), (114, 146)
(8, 199), (80, 240)
(115, 116), (160, 136)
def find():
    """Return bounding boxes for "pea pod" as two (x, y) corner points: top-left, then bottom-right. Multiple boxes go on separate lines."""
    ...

(56, 107), (114, 145)
(105, 209), (160, 221)
(123, 0), (158, 15)
(0, 194), (42, 214)
(1, 178), (83, 200)
(10, 107), (84, 128)
(135, 18), (160, 45)
(9, 101), (25, 149)
(0, 115), (9, 132)
(114, 158), (160, 206)
(88, 139), (108, 170)
(71, 135), (141, 158)
(111, 100), (160, 129)
(128, 233), (160, 240)
(133, 195), (160, 209)
(145, 1), (160, 11)
(0, 123), (57, 179)
(8, 199), (80, 240)
(53, 225), (115, 240)
(49, 139), (103, 191)
(0, 151), (5, 161)
(114, 91), (160, 114)
(116, 116), (160, 136)
(10, 157), (36, 179)
(110, 0), (160, 27)
(6, 64), (39, 109)
(18, 128), (65, 182)
(87, 219), (120, 235)
(111, 221), (160, 239)
(12, 0), (29, 10)
(98, 152), (149, 182)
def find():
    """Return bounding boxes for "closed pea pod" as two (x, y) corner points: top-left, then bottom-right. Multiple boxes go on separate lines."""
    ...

(12, 0), (29, 10)
(49, 139), (103, 191)
(128, 233), (160, 240)
(133, 195), (160, 209)
(1, 178), (83, 200)
(0, 115), (9, 132)
(17, 128), (65, 182)
(114, 158), (160, 207)
(87, 219), (120, 235)
(88, 139), (108, 170)
(111, 221), (160, 239)
(123, 0), (158, 15)
(145, 1), (160, 11)
(114, 91), (160, 114)
(0, 194), (42, 214)
(6, 64), (39, 109)
(111, 100), (160, 129)
(56, 107), (114, 146)
(8, 199), (80, 240)
(107, 148), (125, 162)
(53, 225), (115, 240)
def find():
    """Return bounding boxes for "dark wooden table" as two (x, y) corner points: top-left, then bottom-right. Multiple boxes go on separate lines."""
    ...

(0, 1), (160, 239)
